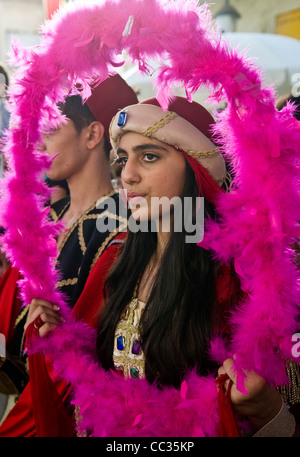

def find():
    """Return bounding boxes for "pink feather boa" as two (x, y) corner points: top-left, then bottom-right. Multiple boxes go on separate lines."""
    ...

(1, 0), (300, 436)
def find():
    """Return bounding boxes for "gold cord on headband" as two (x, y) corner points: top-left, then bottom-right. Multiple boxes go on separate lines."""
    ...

(109, 104), (227, 186)
(141, 111), (177, 137)
(185, 147), (220, 160)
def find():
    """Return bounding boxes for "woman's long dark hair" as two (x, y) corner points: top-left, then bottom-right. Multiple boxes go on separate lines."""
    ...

(97, 160), (218, 388)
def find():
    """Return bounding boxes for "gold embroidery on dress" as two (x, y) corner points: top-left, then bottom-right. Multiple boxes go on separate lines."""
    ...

(50, 201), (70, 224)
(57, 201), (70, 220)
(77, 212), (124, 256)
(96, 210), (128, 228)
(49, 208), (58, 222)
(57, 277), (78, 287)
(113, 296), (146, 379)
(14, 306), (29, 328)
(56, 201), (97, 255)
(89, 230), (120, 273)
(89, 213), (127, 273)
(74, 405), (88, 437)
(54, 192), (125, 288)
(78, 219), (86, 255)
(56, 191), (117, 255)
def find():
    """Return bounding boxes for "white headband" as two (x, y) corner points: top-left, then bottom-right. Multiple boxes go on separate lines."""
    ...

(110, 104), (226, 184)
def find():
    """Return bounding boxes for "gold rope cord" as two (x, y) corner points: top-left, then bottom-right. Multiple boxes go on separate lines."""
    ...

(57, 277), (78, 287)
(141, 111), (177, 137)
(185, 147), (220, 160)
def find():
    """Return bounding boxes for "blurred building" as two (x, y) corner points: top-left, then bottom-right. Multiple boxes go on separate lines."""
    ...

(0, 0), (44, 65)
(0, 0), (73, 66)
(0, 0), (299, 99)
(0, 0), (299, 65)
(276, 8), (300, 40)
(207, 0), (300, 37)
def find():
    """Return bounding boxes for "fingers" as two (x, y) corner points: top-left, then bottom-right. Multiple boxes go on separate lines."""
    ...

(222, 358), (237, 384)
(25, 298), (64, 336)
(218, 358), (236, 382)
(217, 356), (275, 417)
(37, 321), (61, 338)
(29, 298), (60, 314)
(217, 362), (232, 393)
(27, 298), (60, 321)
(221, 357), (266, 397)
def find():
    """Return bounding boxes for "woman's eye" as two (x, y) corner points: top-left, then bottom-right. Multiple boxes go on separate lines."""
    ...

(143, 153), (158, 162)
(115, 156), (127, 167)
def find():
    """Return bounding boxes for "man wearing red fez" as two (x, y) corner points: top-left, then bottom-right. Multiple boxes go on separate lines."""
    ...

(0, 74), (138, 437)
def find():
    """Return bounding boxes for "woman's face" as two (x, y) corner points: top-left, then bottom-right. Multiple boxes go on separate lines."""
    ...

(117, 132), (186, 223)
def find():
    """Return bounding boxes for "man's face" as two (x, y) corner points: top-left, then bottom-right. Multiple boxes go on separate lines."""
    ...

(43, 119), (89, 182)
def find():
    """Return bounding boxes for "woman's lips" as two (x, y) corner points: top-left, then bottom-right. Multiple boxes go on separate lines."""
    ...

(127, 192), (147, 206)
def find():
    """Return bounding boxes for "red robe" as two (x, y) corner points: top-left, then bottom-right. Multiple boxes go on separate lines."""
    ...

(0, 229), (243, 437)
(0, 237), (124, 437)
(0, 264), (22, 352)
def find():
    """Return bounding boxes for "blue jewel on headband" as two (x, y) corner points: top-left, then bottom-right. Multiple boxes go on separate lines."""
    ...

(117, 111), (128, 127)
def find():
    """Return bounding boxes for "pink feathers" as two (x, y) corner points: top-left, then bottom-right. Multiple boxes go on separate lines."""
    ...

(1, 0), (300, 436)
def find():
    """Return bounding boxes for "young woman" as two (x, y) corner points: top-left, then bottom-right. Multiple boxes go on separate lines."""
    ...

(98, 98), (228, 387)
(99, 97), (299, 435)
(25, 97), (297, 437)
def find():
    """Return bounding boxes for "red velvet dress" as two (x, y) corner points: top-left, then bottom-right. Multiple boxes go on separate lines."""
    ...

(0, 265), (22, 351)
(0, 238), (125, 436)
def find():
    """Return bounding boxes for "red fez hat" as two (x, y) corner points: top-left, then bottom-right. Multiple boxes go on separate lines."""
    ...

(86, 74), (138, 144)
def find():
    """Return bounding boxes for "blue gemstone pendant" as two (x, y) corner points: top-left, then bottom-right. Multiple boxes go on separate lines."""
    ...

(117, 111), (128, 127)
(117, 335), (125, 350)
